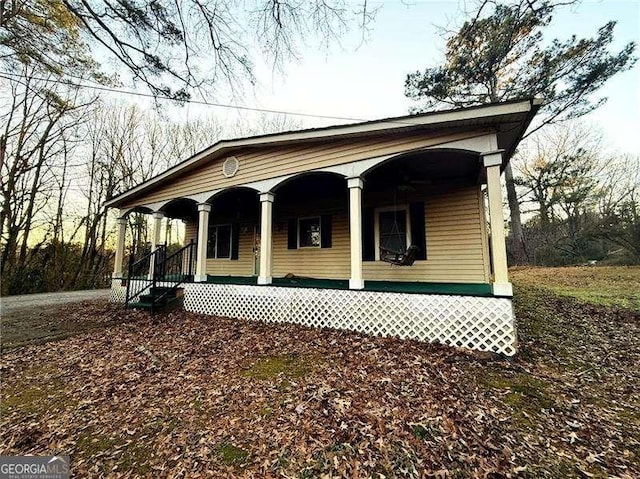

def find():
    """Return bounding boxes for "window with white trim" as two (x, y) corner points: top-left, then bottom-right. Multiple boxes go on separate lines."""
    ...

(298, 217), (321, 248)
(374, 206), (411, 260)
(207, 223), (232, 259)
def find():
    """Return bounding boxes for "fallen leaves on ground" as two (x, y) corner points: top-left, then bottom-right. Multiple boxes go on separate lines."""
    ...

(1, 284), (639, 478)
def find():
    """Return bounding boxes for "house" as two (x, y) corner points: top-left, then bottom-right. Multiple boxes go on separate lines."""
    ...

(106, 98), (541, 356)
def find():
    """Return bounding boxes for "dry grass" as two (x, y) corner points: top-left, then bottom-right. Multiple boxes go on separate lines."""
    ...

(511, 266), (640, 311)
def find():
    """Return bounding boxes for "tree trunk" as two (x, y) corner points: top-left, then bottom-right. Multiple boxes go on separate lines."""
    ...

(504, 162), (528, 264)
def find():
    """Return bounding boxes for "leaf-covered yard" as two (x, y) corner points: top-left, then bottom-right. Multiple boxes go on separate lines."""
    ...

(1, 279), (639, 478)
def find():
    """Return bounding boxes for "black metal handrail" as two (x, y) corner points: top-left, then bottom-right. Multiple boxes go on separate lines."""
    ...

(124, 241), (197, 311)
(151, 240), (197, 307)
(124, 245), (166, 306)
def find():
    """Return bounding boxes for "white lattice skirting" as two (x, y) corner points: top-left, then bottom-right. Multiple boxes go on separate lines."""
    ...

(109, 278), (179, 303)
(186, 283), (516, 356)
(110, 278), (127, 302)
(110, 280), (517, 355)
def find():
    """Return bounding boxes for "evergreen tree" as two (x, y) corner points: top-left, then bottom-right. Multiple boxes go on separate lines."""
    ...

(404, 0), (636, 262)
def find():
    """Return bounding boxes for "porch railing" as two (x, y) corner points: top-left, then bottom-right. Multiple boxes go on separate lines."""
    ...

(124, 240), (197, 310)
(124, 246), (163, 306)
(149, 239), (197, 308)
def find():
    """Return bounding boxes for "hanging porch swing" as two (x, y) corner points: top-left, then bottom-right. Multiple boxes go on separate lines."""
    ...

(380, 243), (420, 266)
(378, 184), (420, 266)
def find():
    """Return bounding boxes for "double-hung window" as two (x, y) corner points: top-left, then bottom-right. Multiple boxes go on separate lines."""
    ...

(207, 224), (232, 259)
(375, 206), (411, 260)
(287, 215), (332, 249)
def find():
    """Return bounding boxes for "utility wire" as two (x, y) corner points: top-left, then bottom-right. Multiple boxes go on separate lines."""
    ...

(0, 70), (378, 123)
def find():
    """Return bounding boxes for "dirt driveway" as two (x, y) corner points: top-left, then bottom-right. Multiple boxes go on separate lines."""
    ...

(1, 289), (111, 315)
(1, 289), (114, 348)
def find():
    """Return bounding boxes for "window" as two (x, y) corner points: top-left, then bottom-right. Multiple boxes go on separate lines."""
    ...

(363, 203), (427, 261)
(374, 206), (411, 260)
(207, 224), (232, 259)
(298, 217), (321, 248)
(288, 215), (332, 249)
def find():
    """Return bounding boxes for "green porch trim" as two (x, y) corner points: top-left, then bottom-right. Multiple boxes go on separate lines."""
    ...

(364, 280), (492, 296)
(206, 275), (259, 285)
(201, 275), (493, 296)
(273, 277), (349, 289)
(117, 274), (493, 297)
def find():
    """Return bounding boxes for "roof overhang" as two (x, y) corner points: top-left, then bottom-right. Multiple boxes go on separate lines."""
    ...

(106, 98), (541, 208)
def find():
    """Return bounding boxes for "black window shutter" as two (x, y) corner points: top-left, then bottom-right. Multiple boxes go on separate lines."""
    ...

(230, 223), (239, 260)
(362, 207), (375, 261)
(287, 219), (298, 249)
(206, 224), (214, 259)
(321, 215), (332, 248)
(409, 201), (427, 260)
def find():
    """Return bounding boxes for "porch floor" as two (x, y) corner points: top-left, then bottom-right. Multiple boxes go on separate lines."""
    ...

(205, 275), (493, 296)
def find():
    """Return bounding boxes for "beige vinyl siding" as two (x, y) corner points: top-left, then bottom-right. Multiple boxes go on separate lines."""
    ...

(363, 185), (488, 283)
(184, 221), (197, 244)
(268, 183), (489, 284)
(121, 129), (491, 208)
(272, 212), (351, 279)
(206, 227), (255, 276)
(184, 219), (255, 276)
(184, 184), (488, 283)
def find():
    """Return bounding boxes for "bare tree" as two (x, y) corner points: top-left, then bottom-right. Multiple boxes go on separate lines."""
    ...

(0, 66), (94, 292)
(1, 1), (376, 99)
(513, 124), (604, 263)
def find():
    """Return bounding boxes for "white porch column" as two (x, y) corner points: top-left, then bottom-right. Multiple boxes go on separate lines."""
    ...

(194, 203), (211, 282)
(150, 212), (164, 250)
(483, 151), (512, 297)
(148, 212), (164, 279)
(347, 177), (364, 290)
(258, 192), (274, 285)
(113, 216), (127, 277)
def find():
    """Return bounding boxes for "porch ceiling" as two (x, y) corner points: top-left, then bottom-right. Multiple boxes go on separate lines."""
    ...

(364, 150), (480, 192)
(161, 198), (198, 220)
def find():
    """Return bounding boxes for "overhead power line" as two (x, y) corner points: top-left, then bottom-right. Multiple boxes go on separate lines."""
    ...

(0, 70), (371, 123)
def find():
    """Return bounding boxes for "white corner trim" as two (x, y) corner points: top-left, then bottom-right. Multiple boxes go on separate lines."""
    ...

(482, 150), (504, 168)
(347, 177), (364, 189)
(492, 282), (513, 297)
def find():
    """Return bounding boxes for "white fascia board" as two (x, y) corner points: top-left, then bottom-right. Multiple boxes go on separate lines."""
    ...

(106, 100), (534, 208)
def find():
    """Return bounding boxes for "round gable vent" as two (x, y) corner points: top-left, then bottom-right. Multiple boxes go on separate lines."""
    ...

(222, 156), (239, 178)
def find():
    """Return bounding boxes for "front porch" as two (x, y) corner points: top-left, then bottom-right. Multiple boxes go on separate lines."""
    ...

(109, 148), (515, 355)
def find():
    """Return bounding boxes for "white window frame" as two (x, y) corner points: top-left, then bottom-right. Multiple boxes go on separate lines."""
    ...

(297, 216), (322, 249)
(374, 205), (411, 261)
(208, 223), (233, 260)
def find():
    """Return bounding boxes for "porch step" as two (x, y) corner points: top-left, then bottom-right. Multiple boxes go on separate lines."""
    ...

(127, 301), (155, 310)
(138, 295), (167, 306)
(129, 288), (183, 312)
(150, 286), (177, 297)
